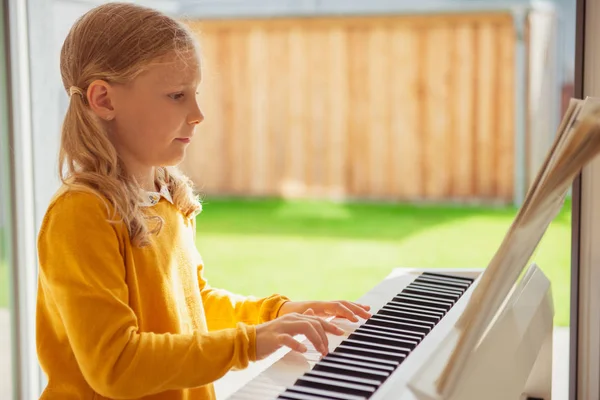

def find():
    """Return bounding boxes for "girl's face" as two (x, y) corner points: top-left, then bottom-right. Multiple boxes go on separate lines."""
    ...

(104, 52), (204, 174)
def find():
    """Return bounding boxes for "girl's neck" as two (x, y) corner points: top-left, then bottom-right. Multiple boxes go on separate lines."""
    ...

(132, 167), (157, 192)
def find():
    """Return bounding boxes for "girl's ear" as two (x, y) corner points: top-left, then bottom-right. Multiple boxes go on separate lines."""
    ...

(87, 80), (115, 121)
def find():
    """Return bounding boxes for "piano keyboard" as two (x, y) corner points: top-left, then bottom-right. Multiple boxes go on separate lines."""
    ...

(226, 271), (475, 400)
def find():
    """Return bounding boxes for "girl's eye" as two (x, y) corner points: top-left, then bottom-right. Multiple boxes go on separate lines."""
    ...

(169, 92), (184, 100)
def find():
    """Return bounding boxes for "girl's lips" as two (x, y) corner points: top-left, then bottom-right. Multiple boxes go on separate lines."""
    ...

(176, 138), (191, 143)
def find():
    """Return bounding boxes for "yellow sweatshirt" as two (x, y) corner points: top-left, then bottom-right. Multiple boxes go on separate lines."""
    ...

(36, 188), (289, 399)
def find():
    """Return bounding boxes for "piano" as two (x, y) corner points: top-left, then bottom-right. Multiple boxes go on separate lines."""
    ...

(214, 266), (554, 400)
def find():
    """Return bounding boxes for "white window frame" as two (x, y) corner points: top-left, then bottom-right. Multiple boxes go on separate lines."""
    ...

(4, 0), (44, 398)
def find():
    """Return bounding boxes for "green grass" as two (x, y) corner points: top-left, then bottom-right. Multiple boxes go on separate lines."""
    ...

(195, 197), (572, 327)
(0, 198), (572, 327)
(0, 260), (6, 308)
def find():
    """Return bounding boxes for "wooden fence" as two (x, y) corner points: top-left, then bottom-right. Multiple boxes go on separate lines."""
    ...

(181, 13), (518, 202)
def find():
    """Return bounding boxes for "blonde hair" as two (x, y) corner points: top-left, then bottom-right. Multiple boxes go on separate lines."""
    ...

(58, 2), (201, 247)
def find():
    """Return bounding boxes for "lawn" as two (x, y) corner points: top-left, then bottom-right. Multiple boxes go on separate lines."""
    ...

(194, 197), (572, 327)
(0, 197), (572, 326)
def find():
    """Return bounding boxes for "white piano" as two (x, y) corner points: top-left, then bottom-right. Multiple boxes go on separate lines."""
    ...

(214, 265), (554, 400)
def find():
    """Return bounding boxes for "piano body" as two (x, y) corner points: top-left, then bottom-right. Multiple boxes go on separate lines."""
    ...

(215, 265), (553, 400)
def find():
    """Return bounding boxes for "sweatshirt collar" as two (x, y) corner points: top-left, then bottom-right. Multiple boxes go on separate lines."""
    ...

(140, 184), (173, 207)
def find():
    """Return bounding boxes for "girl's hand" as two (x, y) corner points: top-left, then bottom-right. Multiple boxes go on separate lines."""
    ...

(277, 300), (372, 322)
(255, 309), (344, 360)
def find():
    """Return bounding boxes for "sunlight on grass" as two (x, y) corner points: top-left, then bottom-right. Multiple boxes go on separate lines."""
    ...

(0, 260), (7, 308)
(196, 198), (572, 327)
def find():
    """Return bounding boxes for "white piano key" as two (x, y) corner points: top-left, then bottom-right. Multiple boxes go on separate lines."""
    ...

(278, 391), (332, 400)
(408, 281), (464, 295)
(361, 321), (425, 339)
(358, 325), (422, 342)
(306, 369), (381, 386)
(416, 275), (471, 288)
(325, 351), (399, 367)
(337, 344), (407, 359)
(344, 338), (411, 353)
(287, 385), (367, 400)
(383, 302), (444, 317)
(370, 313), (433, 329)
(297, 375), (376, 393)
(396, 293), (455, 306)
(350, 330), (419, 346)
(316, 361), (390, 377)
(380, 306), (440, 322)
(387, 299), (446, 313)
(403, 286), (461, 300)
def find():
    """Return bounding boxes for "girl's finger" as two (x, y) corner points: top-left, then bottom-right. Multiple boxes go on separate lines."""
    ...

(278, 333), (307, 353)
(342, 301), (372, 319)
(291, 319), (327, 355)
(329, 302), (359, 322)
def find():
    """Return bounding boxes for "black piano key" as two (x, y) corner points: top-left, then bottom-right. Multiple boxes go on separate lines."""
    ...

(395, 292), (455, 307)
(386, 297), (447, 315)
(313, 360), (390, 383)
(336, 344), (407, 362)
(393, 295), (452, 311)
(409, 282), (465, 296)
(285, 386), (368, 400)
(323, 352), (399, 369)
(378, 307), (440, 324)
(369, 314), (432, 333)
(343, 338), (411, 354)
(295, 375), (376, 397)
(367, 312), (436, 329)
(403, 287), (461, 301)
(366, 315), (430, 336)
(314, 360), (391, 380)
(306, 370), (381, 387)
(357, 325), (421, 343)
(349, 330), (419, 350)
(361, 319), (425, 339)
(384, 302), (445, 317)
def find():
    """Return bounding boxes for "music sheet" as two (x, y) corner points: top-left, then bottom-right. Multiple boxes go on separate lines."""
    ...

(436, 96), (600, 396)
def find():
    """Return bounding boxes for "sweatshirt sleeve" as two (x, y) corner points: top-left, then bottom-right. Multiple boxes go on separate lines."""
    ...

(190, 219), (290, 331)
(37, 192), (255, 399)
(197, 265), (290, 331)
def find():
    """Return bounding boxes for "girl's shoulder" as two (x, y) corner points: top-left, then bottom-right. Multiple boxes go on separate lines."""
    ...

(41, 184), (124, 235)
(47, 184), (113, 216)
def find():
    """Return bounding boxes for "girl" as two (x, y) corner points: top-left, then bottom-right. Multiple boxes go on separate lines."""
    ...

(35, 2), (371, 400)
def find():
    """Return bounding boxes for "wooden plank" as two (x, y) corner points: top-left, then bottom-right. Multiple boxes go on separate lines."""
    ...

(191, 13), (514, 31)
(327, 27), (348, 199)
(248, 27), (269, 195)
(229, 30), (250, 195)
(186, 29), (224, 193)
(267, 29), (289, 197)
(475, 22), (497, 198)
(389, 27), (421, 199)
(423, 25), (452, 199)
(346, 27), (370, 196)
(452, 24), (476, 198)
(497, 23), (515, 200)
(366, 26), (389, 198)
(285, 27), (308, 198)
(307, 27), (328, 197)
